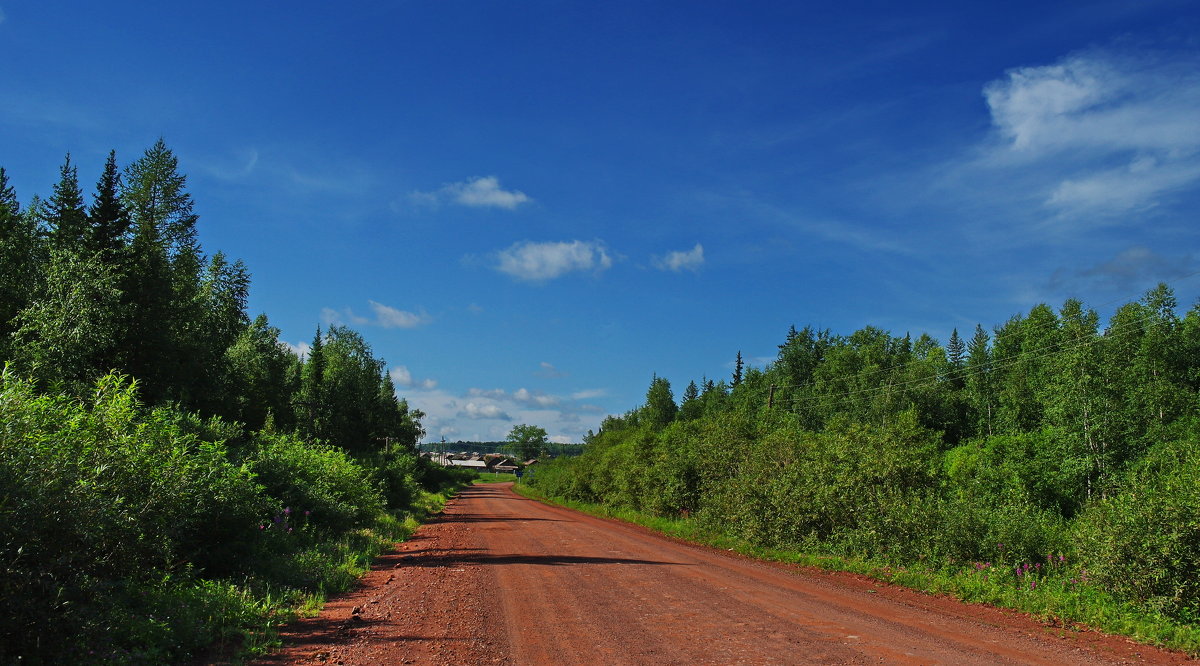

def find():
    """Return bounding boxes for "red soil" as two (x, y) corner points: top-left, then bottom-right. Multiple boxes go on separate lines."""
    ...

(256, 483), (1196, 665)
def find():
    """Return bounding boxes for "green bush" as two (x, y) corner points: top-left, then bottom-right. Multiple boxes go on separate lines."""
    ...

(1076, 437), (1200, 620)
(243, 432), (384, 533)
(0, 371), (268, 661)
(364, 444), (423, 510)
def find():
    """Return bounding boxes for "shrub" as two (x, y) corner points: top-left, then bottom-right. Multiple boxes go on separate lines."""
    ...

(364, 444), (424, 510)
(0, 371), (267, 661)
(1076, 438), (1200, 620)
(243, 432), (385, 534)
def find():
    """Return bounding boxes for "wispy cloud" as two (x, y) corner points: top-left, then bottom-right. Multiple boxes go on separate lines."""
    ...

(536, 361), (567, 378)
(195, 148), (259, 181)
(322, 301), (432, 329)
(981, 48), (1200, 219)
(1049, 246), (1196, 294)
(369, 301), (432, 329)
(321, 307), (369, 327)
(653, 243), (705, 272)
(570, 388), (607, 400)
(411, 175), (531, 210)
(468, 388), (508, 400)
(494, 240), (613, 282)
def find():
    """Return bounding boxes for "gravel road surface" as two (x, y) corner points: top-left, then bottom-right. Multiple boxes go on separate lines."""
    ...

(258, 482), (1194, 665)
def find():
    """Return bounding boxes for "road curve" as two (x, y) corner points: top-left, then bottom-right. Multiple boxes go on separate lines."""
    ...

(260, 483), (1192, 665)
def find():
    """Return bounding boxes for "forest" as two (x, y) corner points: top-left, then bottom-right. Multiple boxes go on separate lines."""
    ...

(528, 286), (1200, 647)
(0, 143), (466, 663)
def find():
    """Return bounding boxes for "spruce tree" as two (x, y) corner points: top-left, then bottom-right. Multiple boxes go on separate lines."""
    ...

(87, 150), (131, 258)
(643, 374), (678, 429)
(679, 380), (701, 420)
(946, 328), (965, 369)
(965, 324), (994, 437)
(45, 154), (89, 252)
(299, 326), (327, 440)
(0, 169), (42, 360)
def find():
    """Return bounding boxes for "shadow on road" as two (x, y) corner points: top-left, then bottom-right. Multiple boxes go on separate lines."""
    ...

(429, 515), (565, 524)
(400, 552), (687, 568)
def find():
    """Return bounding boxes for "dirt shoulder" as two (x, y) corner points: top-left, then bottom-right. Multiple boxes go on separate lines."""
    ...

(257, 483), (1195, 665)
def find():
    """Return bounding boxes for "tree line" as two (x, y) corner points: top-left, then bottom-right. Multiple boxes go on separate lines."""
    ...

(533, 286), (1200, 630)
(0, 141), (422, 452)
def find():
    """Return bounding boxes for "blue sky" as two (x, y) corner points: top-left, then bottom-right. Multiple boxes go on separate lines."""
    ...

(2, 1), (1199, 443)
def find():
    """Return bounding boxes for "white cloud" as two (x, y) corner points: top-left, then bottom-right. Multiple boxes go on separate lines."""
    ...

(323, 302), (432, 329)
(981, 49), (1200, 217)
(369, 300), (432, 329)
(402, 379), (616, 443)
(495, 240), (613, 282)
(283, 341), (311, 359)
(390, 365), (438, 390)
(462, 402), (513, 421)
(411, 175), (531, 210)
(570, 388), (607, 400)
(653, 243), (705, 272)
(512, 388), (560, 407)
(1046, 159), (1200, 214)
(391, 366), (413, 386)
(427, 385), (610, 442)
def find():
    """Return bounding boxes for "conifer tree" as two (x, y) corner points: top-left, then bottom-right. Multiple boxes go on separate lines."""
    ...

(45, 154), (89, 252)
(0, 170), (42, 360)
(119, 140), (205, 403)
(965, 324), (994, 437)
(732, 351), (744, 387)
(643, 374), (677, 429)
(946, 328), (965, 368)
(87, 150), (131, 258)
(299, 326), (327, 440)
(123, 139), (197, 261)
(679, 380), (702, 421)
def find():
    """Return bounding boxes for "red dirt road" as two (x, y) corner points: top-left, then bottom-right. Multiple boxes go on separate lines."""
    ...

(260, 483), (1194, 665)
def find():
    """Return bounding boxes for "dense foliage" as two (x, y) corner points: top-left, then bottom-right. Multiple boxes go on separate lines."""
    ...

(531, 287), (1200, 627)
(0, 144), (461, 663)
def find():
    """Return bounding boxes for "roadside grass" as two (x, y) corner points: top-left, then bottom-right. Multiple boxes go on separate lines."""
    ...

(191, 485), (461, 663)
(512, 483), (1200, 657)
